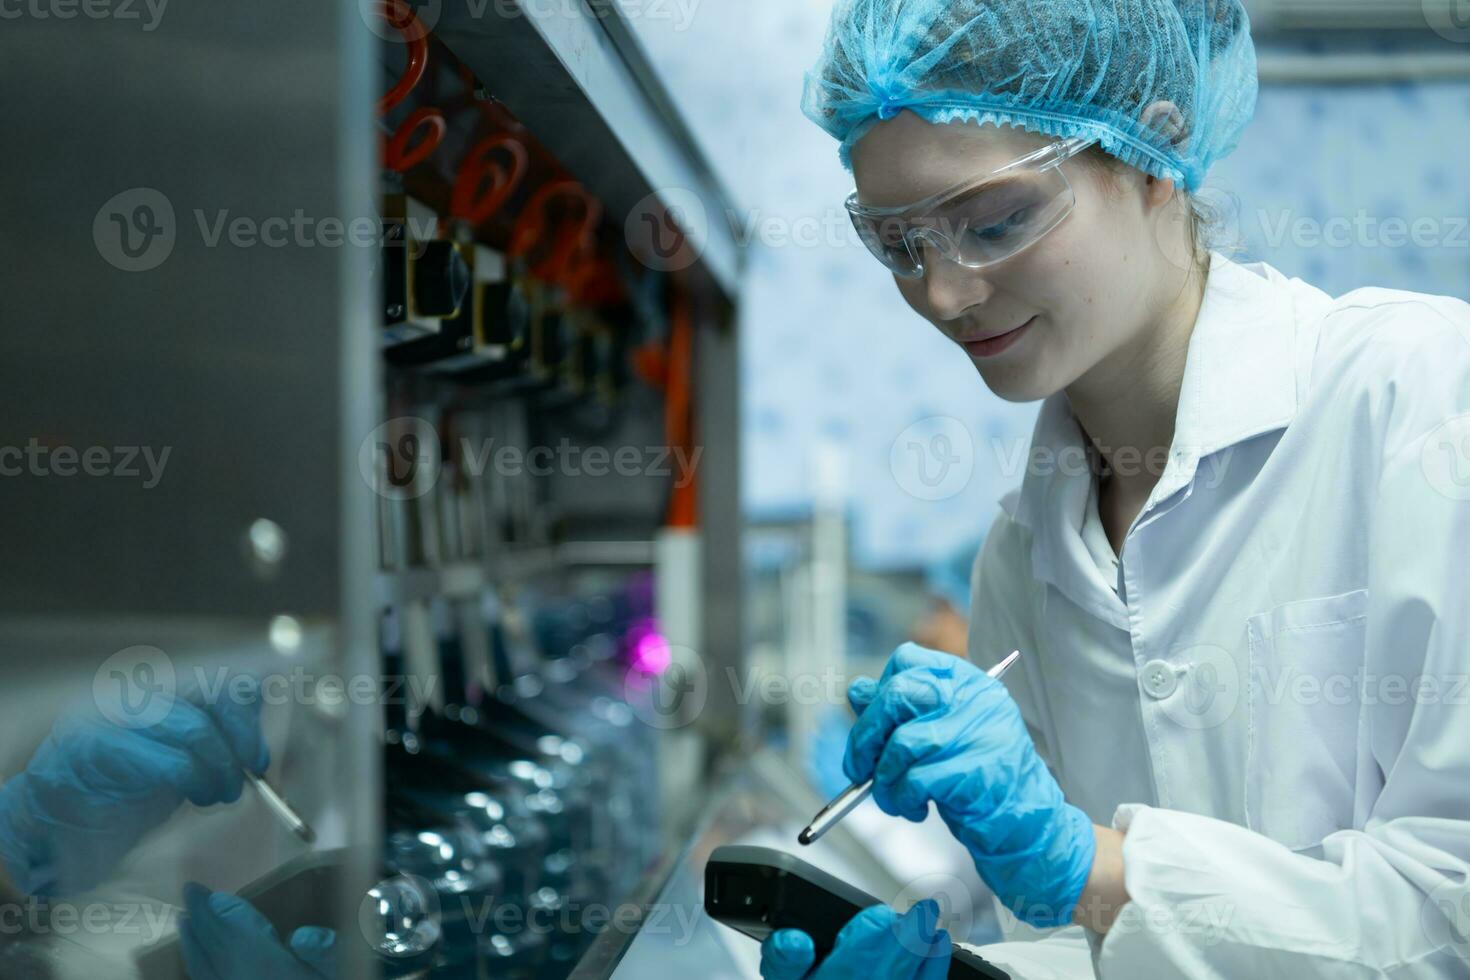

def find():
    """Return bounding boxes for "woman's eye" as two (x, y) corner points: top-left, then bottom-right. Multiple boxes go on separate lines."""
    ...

(971, 207), (1031, 241)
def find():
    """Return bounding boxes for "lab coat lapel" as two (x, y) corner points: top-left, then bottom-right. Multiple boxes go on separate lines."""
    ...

(1152, 250), (1301, 502)
(1014, 393), (1131, 628)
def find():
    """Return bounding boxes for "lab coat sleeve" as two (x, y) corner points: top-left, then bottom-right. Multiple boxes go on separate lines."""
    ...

(1094, 321), (1470, 978)
(967, 497), (1060, 774)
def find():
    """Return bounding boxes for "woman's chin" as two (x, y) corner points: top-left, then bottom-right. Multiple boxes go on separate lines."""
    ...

(972, 358), (1055, 404)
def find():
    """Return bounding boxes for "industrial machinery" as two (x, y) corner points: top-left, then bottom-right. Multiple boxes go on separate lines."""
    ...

(2, 1), (745, 976)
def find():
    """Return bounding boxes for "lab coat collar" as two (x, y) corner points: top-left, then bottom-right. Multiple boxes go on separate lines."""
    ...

(1009, 250), (1301, 623)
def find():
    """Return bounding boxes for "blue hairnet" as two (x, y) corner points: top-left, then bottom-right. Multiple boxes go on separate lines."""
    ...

(801, 0), (1258, 192)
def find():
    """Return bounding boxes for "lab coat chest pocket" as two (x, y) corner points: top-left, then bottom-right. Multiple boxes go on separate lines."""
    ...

(1245, 587), (1369, 851)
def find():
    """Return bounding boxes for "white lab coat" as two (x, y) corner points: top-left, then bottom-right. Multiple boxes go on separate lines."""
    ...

(966, 250), (1470, 977)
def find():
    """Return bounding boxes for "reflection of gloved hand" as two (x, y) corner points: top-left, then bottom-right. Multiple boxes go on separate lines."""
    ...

(845, 643), (1095, 927)
(0, 677), (269, 897)
(759, 900), (949, 979)
(181, 883), (337, 980)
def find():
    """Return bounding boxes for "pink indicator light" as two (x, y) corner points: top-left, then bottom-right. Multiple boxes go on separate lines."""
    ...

(628, 622), (671, 675)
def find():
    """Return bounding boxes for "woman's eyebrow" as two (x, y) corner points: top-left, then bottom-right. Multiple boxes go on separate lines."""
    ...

(941, 175), (1025, 208)
(856, 173), (1024, 212)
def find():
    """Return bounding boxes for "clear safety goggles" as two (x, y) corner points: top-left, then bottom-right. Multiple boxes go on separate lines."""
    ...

(845, 136), (1098, 279)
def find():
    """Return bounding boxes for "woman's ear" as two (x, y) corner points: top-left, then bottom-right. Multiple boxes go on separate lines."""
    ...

(1142, 171), (1178, 210)
(1129, 100), (1187, 211)
(1110, 158), (1176, 213)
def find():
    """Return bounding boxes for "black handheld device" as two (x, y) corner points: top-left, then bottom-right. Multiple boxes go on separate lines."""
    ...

(704, 845), (1010, 979)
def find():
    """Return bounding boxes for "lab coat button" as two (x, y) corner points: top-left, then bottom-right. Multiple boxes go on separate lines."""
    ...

(1141, 659), (1177, 699)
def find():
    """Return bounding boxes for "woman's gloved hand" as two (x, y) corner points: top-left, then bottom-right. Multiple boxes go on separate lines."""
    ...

(845, 643), (1096, 927)
(759, 900), (950, 979)
(180, 883), (337, 980)
(0, 676), (269, 897)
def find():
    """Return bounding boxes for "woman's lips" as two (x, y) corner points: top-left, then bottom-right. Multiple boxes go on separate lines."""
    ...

(962, 315), (1036, 359)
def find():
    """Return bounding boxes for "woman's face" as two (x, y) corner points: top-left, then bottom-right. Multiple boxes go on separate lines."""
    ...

(851, 111), (1186, 403)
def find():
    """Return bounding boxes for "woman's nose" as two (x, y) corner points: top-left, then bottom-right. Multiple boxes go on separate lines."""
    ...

(920, 244), (995, 320)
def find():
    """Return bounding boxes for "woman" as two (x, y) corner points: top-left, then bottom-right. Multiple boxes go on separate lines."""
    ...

(760, 0), (1470, 977)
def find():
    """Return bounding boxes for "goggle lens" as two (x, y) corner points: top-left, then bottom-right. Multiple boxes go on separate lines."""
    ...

(846, 158), (1079, 278)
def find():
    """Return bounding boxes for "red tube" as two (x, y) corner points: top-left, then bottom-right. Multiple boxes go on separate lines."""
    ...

(375, 0), (429, 115)
(509, 179), (601, 282)
(384, 107), (446, 172)
(451, 134), (530, 226)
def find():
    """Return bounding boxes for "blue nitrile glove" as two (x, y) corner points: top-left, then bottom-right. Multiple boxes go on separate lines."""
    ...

(180, 883), (337, 980)
(845, 643), (1095, 927)
(759, 900), (950, 980)
(0, 675), (269, 897)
